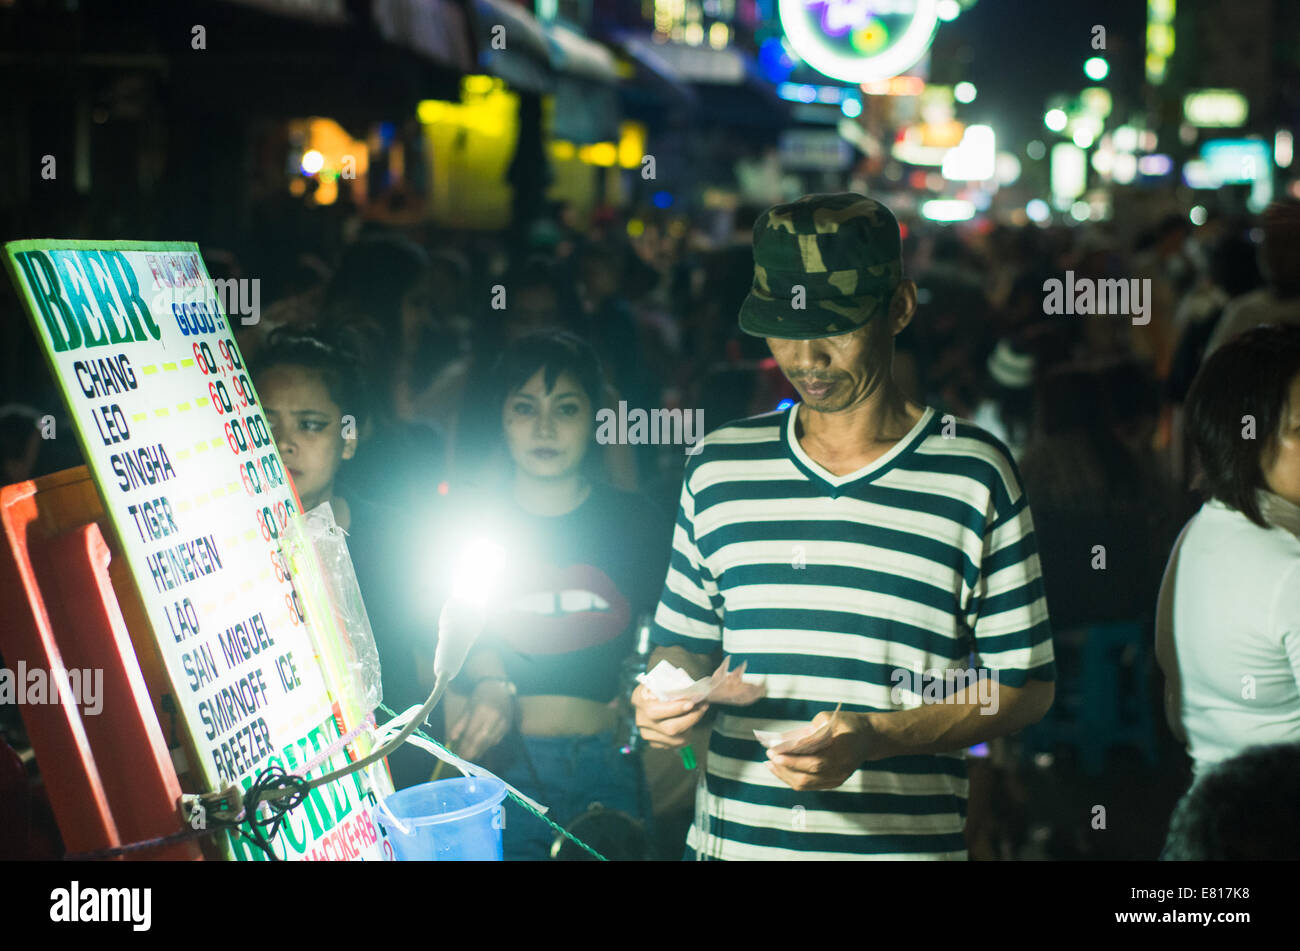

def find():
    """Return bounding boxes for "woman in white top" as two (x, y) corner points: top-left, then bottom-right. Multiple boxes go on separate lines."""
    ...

(1156, 324), (1300, 780)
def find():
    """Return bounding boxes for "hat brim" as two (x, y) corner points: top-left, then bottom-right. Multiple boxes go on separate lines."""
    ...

(737, 289), (891, 340)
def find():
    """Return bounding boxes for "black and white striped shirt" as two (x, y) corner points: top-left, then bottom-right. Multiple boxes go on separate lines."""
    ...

(652, 404), (1055, 859)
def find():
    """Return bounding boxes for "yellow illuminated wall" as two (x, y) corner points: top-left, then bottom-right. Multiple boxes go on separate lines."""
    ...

(419, 76), (520, 229)
(546, 118), (646, 222)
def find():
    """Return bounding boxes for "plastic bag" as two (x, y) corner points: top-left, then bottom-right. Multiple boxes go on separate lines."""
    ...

(279, 502), (383, 724)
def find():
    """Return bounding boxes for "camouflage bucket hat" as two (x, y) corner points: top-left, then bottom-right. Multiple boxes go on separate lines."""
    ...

(738, 192), (903, 340)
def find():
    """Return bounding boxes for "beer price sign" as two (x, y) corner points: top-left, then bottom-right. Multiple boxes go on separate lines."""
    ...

(3, 240), (388, 860)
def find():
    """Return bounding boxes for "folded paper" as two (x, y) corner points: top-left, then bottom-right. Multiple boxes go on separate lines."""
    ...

(637, 657), (766, 706)
(753, 703), (843, 754)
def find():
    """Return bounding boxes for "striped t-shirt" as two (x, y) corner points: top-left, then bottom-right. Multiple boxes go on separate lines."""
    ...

(651, 403), (1055, 860)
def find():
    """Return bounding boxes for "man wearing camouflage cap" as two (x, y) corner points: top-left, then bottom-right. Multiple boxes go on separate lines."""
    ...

(633, 193), (1056, 859)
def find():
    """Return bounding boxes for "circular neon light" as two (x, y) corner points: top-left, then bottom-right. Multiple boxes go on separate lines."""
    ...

(778, 0), (941, 84)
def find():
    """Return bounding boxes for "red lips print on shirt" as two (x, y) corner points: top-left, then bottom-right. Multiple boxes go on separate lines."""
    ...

(493, 562), (631, 655)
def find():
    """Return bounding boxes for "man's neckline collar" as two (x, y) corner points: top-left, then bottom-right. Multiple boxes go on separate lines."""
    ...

(782, 403), (936, 496)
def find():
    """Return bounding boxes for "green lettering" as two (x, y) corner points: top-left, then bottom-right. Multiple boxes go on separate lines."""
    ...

(78, 251), (133, 344)
(51, 251), (109, 348)
(16, 251), (80, 352)
(104, 250), (161, 341)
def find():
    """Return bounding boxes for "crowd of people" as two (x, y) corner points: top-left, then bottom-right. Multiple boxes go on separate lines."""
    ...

(3, 190), (1299, 861)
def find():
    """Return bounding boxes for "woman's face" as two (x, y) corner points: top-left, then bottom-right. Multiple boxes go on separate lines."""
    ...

(503, 369), (593, 480)
(260, 364), (355, 511)
(1262, 372), (1300, 507)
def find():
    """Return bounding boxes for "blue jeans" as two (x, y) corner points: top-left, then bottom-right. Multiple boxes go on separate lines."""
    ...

(494, 730), (649, 861)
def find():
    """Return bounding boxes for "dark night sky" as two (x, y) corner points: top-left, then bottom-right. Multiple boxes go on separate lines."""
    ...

(934, 0), (1148, 146)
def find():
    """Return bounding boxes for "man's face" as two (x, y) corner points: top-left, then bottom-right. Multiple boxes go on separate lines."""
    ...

(765, 281), (916, 414)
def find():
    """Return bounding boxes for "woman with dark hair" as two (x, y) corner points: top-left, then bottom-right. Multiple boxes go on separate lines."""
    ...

(252, 328), (433, 789)
(1156, 324), (1300, 781)
(435, 330), (672, 860)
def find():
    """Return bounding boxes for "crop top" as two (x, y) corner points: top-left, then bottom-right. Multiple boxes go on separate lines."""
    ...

(470, 481), (671, 704)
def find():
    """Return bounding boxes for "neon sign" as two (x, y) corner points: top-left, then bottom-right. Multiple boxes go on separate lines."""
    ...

(779, 0), (940, 84)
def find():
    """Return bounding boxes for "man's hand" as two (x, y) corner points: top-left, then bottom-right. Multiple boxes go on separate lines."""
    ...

(632, 684), (710, 749)
(765, 710), (876, 791)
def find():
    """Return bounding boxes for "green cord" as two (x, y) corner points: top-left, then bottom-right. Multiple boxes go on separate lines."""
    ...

(376, 703), (608, 862)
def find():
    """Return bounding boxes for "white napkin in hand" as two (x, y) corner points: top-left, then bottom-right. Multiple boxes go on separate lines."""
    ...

(638, 657), (766, 706)
(753, 703), (843, 754)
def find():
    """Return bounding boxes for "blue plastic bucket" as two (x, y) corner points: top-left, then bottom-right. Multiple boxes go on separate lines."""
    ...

(376, 777), (507, 861)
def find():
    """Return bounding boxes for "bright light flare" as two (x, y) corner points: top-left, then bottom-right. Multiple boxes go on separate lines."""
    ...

(449, 536), (508, 605)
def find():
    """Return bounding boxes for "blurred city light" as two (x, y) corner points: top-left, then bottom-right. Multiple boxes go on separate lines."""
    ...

(1138, 153), (1174, 176)
(841, 97), (863, 118)
(1084, 57), (1109, 82)
(942, 124), (996, 181)
(1147, 0), (1176, 85)
(861, 75), (926, 96)
(1277, 129), (1294, 168)
(1182, 159), (1215, 189)
(1026, 140), (1046, 160)
(954, 82), (976, 104)
(1200, 139), (1274, 211)
(759, 37), (798, 83)
(1045, 109), (1068, 133)
(1091, 141), (1115, 176)
(1072, 127), (1095, 150)
(1183, 89), (1249, 128)
(937, 0), (961, 21)
(1189, 205), (1208, 225)
(777, 0), (942, 84)
(1112, 152), (1138, 185)
(1051, 142), (1087, 199)
(299, 150), (324, 175)
(921, 198), (976, 222)
(1113, 126), (1139, 152)
(1069, 201), (1090, 222)
(1025, 199), (1050, 223)
(996, 152), (1022, 185)
(578, 142), (618, 166)
(617, 121), (646, 169)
